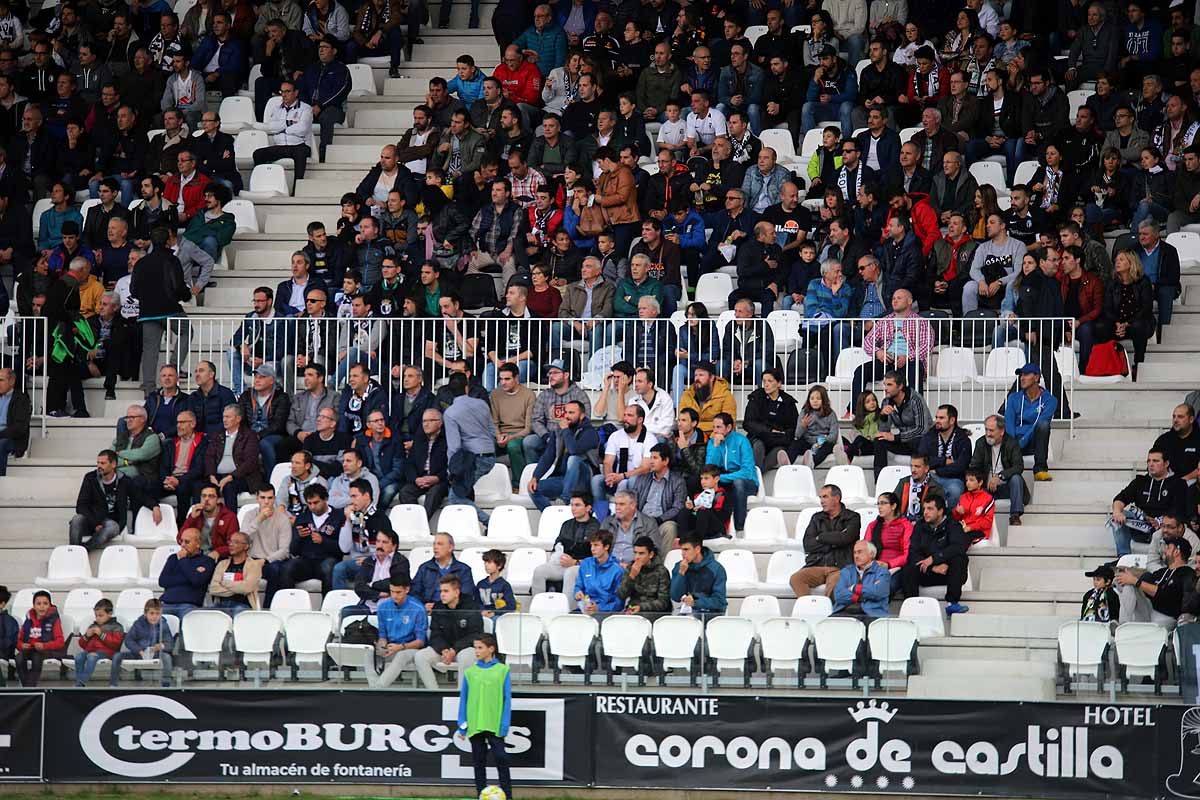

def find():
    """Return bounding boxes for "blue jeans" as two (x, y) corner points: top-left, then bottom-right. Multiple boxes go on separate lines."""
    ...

(74, 651), (109, 686)
(522, 433), (548, 467)
(1132, 200), (1168, 230)
(531, 455), (592, 510)
(722, 477), (757, 531)
(1085, 203), (1123, 230)
(1155, 282), (1175, 326)
(549, 320), (608, 355)
(259, 433), (284, 472)
(162, 603), (199, 618)
(992, 474), (1026, 517)
(938, 477), (965, 510)
(346, 28), (404, 68)
(210, 598), (251, 616)
(0, 438), (11, 476)
(966, 137), (1028, 183)
(314, 105), (346, 160)
(590, 474), (631, 520)
(228, 347), (282, 395)
(195, 234), (221, 261)
(379, 480), (402, 507)
(332, 557), (363, 590)
(802, 101), (854, 141)
(671, 363), (691, 407)
(661, 284), (682, 317)
(449, 452), (496, 524)
(110, 650), (174, 686)
(1109, 520), (1147, 557)
(483, 358), (530, 391)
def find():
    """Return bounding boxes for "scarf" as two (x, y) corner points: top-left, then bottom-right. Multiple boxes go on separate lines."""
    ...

(348, 502), (379, 549)
(730, 131), (754, 163)
(916, 66), (940, 100)
(1081, 588), (1113, 622)
(942, 233), (970, 280)
(1040, 167), (1060, 210)
(359, 0), (390, 33)
(837, 164), (863, 203)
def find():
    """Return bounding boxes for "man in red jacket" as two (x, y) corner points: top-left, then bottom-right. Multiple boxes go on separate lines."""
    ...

(180, 483), (240, 561)
(886, 189), (939, 257)
(494, 45), (542, 119)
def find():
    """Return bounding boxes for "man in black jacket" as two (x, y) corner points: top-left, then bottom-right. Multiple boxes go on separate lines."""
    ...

(0, 194), (32, 282)
(901, 494), (972, 614)
(1109, 448), (1189, 557)
(192, 111), (243, 194)
(341, 529), (412, 617)
(918, 403), (972, 509)
(398, 407), (449, 517)
(0, 367), (31, 474)
(253, 19), (315, 120)
(853, 39), (907, 130)
(531, 491), (600, 593)
(69, 449), (129, 550)
(1115, 537), (1194, 629)
(130, 227), (191, 394)
(303, 222), (352, 288)
(415, 573), (483, 689)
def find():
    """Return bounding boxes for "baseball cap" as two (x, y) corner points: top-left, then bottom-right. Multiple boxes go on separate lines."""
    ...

(254, 364), (276, 378)
(1015, 362), (1042, 376)
(1083, 564), (1114, 580)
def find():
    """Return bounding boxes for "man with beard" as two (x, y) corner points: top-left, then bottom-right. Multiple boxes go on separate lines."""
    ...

(679, 361), (735, 435)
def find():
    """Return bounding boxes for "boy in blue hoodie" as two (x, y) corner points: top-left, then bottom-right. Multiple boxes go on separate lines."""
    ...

(669, 534), (728, 614)
(573, 530), (625, 614)
(110, 598), (175, 687)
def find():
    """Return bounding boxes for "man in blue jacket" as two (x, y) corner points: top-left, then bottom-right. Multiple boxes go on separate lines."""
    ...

(832, 540), (891, 618)
(298, 37), (350, 162)
(1003, 363), (1057, 482)
(801, 46), (858, 141)
(190, 13), (246, 99)
(411, 532), (478, 609)
(370, 574), (428, 688)
(705, 412), (758, 535)
(854, 108), (902, 190)
(189, 360), (237, 435)
(511, 5), (567, 77)
(917, 404), (972, 509)
(573, 530), (624, 614)
(528, 400), (599, 510)
(158, 528), (215, 617)
(669, 534), (727, 614)
(717, 43), (764, 133)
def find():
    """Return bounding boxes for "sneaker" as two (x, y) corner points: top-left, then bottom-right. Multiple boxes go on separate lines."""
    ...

(801, 451), (814, 468)
(72, 409), (90, 418)
(104, 390), (116, 400)
(389, 67), (401, 78)
(1034, 470), (1052, 482)
(469, 15), (480, 27)
(945, 602), (970, 616)
(776, 450), (791, 468)
(48, 410), (70, 418)
(1009, 514), (1022, 526)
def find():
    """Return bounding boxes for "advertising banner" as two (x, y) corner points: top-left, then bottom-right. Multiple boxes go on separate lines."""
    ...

(41, 690), (590, 785)
(0, 692), (44, 781)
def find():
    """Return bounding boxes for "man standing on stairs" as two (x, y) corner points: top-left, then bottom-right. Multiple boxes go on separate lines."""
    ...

(45, 256), (89, 418)
(1002, 363), (1056, 483)
(131, 227), (192, 394)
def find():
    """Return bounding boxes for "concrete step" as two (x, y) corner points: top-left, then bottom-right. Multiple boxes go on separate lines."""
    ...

(906, 672), (1056, 701)
(947, 612), (1072, 639)
(920, 657), (1058, 679)
(1006, 524), (1114, 550)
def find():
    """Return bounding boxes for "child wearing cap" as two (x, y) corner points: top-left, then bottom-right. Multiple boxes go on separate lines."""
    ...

(1081, 564), (1120, 622)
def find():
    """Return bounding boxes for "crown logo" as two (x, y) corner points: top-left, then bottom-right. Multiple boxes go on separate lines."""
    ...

(847, 700), (898, 723)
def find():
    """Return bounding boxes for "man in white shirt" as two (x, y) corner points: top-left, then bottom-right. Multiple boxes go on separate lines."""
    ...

(253, 80), (313, 179)
(632, 367), (675, 440)
(592, 404), (655, 516)
(685, 89), (727, 159)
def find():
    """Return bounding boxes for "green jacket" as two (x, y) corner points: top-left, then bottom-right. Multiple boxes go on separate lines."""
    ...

(613, 275), (663, 317)
(433, 128), (487, 176)
(617, 555), (672, 612)
(113, 427), (163, 482)
(635, 62), (682, 116)
(183, 211), (236, 249)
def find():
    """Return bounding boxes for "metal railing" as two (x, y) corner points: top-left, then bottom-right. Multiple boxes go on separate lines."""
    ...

(1, 315), (48, 436)
(165, 314), (1074, 433)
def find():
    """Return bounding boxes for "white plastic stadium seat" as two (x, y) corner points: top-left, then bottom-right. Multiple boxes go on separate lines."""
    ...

(705, 616), (756, 684)
(505, 547), (547, 595)
(652, 615), (703, 678)
(969, 160), (1009, 197)
(759, 617), (809, 683)
(233, 611), (283, 674)
(744, 24), (768, 45)
(763, 551), (805, 591)
(928, 345), (979, 386)
(737, 594), (782, 634)
(601, 614), (651, 675)
(473, 463), (514, 506)
(459, 547), (489, 586)
(269, 589), (313, 623)
(348, 63), (377, 97)
(826, 346), (872, 388)
(824, 465), (871, 505)
(1114, 623), (1167, 689)
(239, 164), (289, 200)
(485, 504), (534, 544)
(767, 309), (803, 352)
(694, 272), (733, 314)
(1013, 159), (1040, 188)
(1167, 232), (1200, 269)
(1067, 89), (1089, 121)
(1058, 621), (1111, 686)
(234, 128), (268, 169)
(899, 596), (946, 639)
(388, 504), (433, 542)
(320, 589), (360, 621)
(63, 588), (104, 624)
(898, 126), (920, 144)
(88, 545), (143, 589)
(226, 199), (259, 234)
(717, 549), (760, 593)
(792, 507), (819, 543)
(36, 545), (93, 589)
(979, 346), (1027, 386)
(528, 591), (569, 624)
(867, 617), (919, 676)
(663, 548), (683, 574)
(182, 610), (233, 670)
(799, 128), (825, 161)
(812, 617), (865, 679)
(791, 595), (833, 622)
(409, 546), (434, 566)
(511, 464), (539, 509)
(127, 504), (179, 544)
(286, 611), (334, 677)
(874, 465), (911, 499)
(547, 614), (597, 674)
(759, 128), (800, 164)
(9, 588), (35, 621)
(436, 504), (482, 544)
(496, 613), (544, 668)
(536, 504), (573, 542)
(742, 507), (789, 545)
(764, 465), (819, 509)
(218, 96), (255, 132)
(140, 545), (180, 588)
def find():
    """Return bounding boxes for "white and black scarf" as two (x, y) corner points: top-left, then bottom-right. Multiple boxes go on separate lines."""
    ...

(358, 0), (390, 33)
(837, 164), (863, 203)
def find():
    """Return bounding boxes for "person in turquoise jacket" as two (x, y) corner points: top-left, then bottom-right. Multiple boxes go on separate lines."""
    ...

(447, 57), (487, 106)
(669, 534), (727, 613)
(1002, 362), (1058, 479)
(704, 412), (758, 533)
(457, 633), (513, 799)
(511, 11), (567, 77)
(572, 530), (625, 613)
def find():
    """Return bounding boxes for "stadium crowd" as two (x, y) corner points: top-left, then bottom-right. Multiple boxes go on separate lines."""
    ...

(1, 0), (1200, 687)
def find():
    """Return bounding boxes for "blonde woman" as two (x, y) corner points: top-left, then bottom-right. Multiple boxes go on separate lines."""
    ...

(1087, 249), (1155, 379)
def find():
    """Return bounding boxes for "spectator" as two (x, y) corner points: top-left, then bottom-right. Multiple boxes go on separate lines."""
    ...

(787, 384), (841, 469)
(203, 404), (263, 510)
(669, 532), (728, 614)
(573, 529), (625, 614)
(953, 467), (996, 543)
(412, 532), (478, 608)
(966, 414), (1027, 526)
(14, 590), (66, 686)
(188, 360), (237, 435)
(299, 37), (351, 162)
(802, 45), (857, 136)
(705, 411), (758, 535)
(190, 12), (245, 98)
(1130, 219), (1181, 335)
(108, 597), (174, 687)
(242, 484), (294, 568)
(832, 540), (891, 619)
(342, 528), (411, 617)
(1168, 145), (1200, 234)
(333, 478), (394, 590)
(338, 361), (386, 436)
(416, 574), (482, 688)
(867, 368), (932, 481)
(490, 362), (535, 490)
(527, 399), (599, 510)
(207, 531), (263, 614)
(352, 409), (403, 507)
(1003, 363), (1057, 483)
(69, 449), (128, 550)
(900, 494), (972, 614)
(740, 368), (796, 471)
(160, 51), (206, 129)
(270, 482), (345, 602)
(628, 444), (686, 551)
(531, 491), (599, 594)
(677, 462), (733, 541)
(72, 598), (125, 687)
(0, 367), (30, 474)
(238, 364), (290, 473)
(1155, 404), (1200, 485)
(894, 453), (946, 522)
(477, 549), (515, 617)
(523, 359), (591, 466)
(443, 371), (497, 525)
(180, 483), (238, 560)
(1115, 537), (1193, 629)
(719, 298), (774, 387)
(184, 183), (235, 262)
(927, 213), (976, 315)
(159, 527), (216, 617)
(1109, 448), (1189, 557)
(637, 42), (681, 124)
(865, 490), (912, 594)
(962, 213), (1026, 313)
(918, 403), (971, 508)
(368, 574), (428, 688)
(400, 408), (449, 517)
(254, 80), (313, 179)
(328, 448), (380, 510)
(617, 536), (672, 612)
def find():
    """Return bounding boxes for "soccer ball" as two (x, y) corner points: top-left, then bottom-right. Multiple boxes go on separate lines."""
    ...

(479, 785), (507, 800)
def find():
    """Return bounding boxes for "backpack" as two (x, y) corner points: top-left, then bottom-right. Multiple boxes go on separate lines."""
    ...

(341, 616), (378, 645)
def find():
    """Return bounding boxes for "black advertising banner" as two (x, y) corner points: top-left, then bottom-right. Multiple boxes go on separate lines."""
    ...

(42, 690), (590, 785)
(591, 695), (1165, 799)
(0, 692), (44, 781)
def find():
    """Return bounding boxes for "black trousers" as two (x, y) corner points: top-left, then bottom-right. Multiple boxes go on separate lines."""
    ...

(470, 732), (512, 798)
(254, 143), (311, 179)
(47, 359), (85, 415)
(398, 480), (450, 519)
(900, 555), (968, 603)
(873, 438), (916, 479)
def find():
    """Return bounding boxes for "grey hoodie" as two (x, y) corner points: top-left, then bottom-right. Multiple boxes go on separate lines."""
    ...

(798, 410), (840, 446)
(530, 382), (593, 437)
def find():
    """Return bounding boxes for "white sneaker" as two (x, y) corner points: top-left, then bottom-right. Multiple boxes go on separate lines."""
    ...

(776, 450), (791, 468)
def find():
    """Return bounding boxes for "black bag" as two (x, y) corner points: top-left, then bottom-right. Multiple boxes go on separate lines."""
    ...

(341, 617), (378, 645)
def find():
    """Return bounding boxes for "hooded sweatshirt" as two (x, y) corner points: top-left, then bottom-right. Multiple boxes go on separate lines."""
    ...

(669, 546), (728, 612)
(17, 605), (66, 652)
